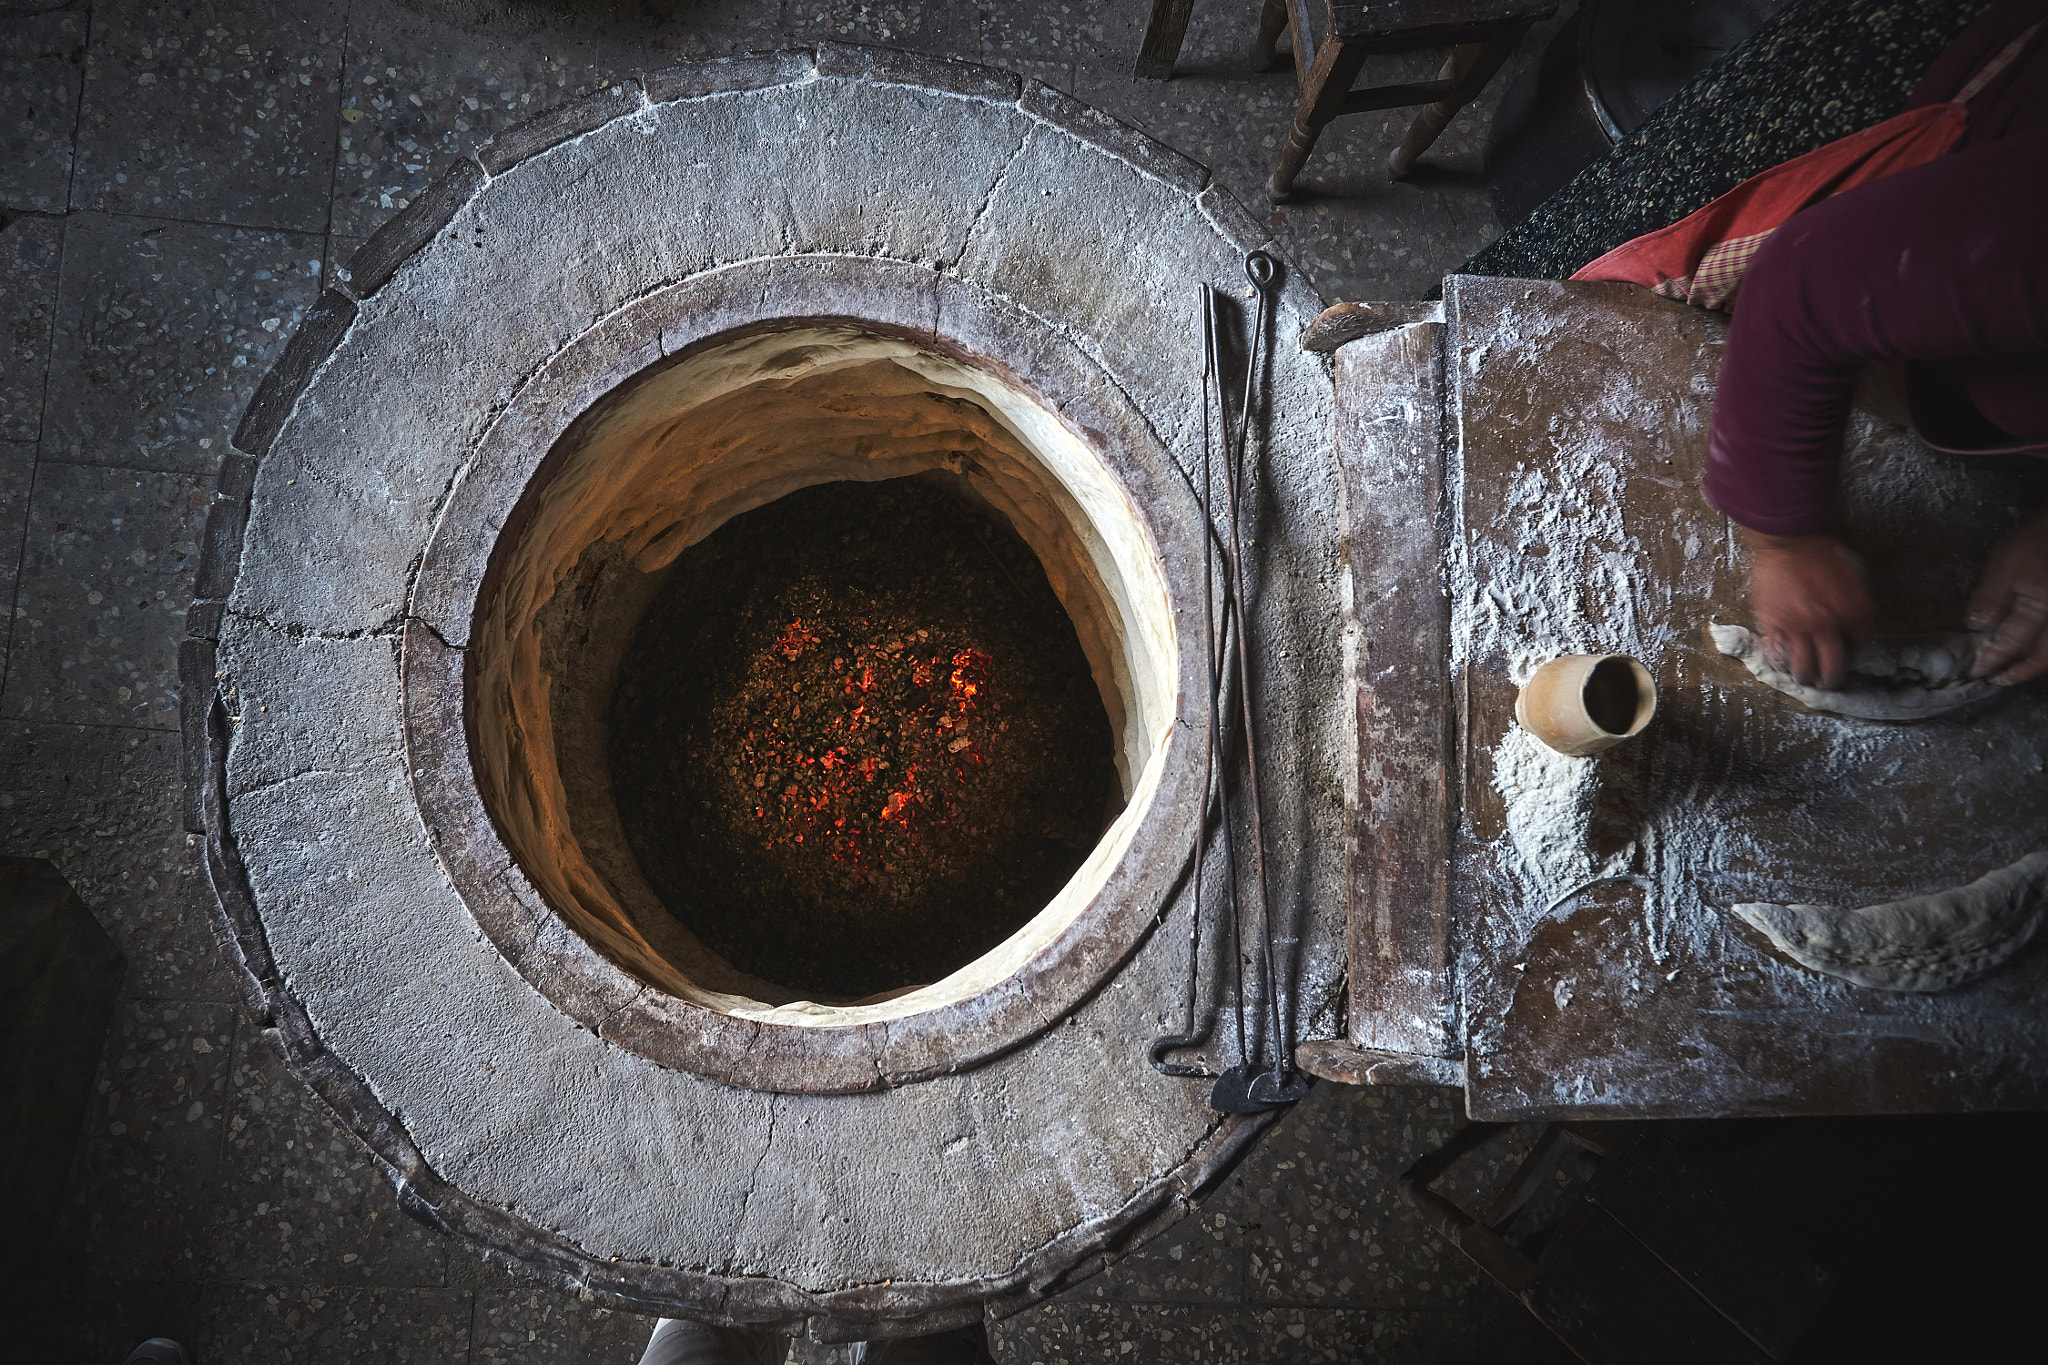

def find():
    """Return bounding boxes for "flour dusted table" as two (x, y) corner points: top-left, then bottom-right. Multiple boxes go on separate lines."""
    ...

(1314, 276), (2048, 1118)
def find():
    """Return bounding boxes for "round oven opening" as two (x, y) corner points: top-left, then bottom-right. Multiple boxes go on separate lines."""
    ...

(467, 325), (1179, 1028)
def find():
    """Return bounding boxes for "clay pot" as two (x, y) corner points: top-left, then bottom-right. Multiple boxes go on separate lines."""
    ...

(1515, 654), (1657, 756)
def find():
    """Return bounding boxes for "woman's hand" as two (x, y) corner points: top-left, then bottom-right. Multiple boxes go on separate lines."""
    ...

(1967, 507), (2048, 685)
(1745, 530), (1877, 688)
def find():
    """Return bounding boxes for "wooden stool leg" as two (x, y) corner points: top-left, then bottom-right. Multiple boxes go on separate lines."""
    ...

(1387, 23), (1530, 180)
(1251, 0), (1290, 73)
(1134, 0), (1199, 81)
(1268, 34), (1370, 202)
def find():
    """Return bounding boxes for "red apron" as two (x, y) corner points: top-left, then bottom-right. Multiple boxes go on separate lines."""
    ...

(1571, 20), (2043, 311)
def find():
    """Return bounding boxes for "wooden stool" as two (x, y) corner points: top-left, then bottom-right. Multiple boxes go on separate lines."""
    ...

(1135, 1), (1555, 201)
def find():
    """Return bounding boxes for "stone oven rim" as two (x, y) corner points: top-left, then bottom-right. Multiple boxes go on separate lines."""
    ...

(186, 46), (1337, 1333)
(401, 252), (1212, 1094)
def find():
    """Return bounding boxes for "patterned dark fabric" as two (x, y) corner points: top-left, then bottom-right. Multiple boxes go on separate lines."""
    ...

(1463, 0), (1994, 280)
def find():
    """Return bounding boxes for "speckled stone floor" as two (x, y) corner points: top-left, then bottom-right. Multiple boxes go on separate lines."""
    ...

(0, 1), (1579, 1360)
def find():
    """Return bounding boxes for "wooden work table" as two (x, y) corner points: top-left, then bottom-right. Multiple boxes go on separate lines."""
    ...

(1324, 276), (2048, 1119)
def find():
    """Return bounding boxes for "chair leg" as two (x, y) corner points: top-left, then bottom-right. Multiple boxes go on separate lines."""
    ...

(1251, 0), (1290, 73)
(1134, 0), (1199, 81)
(1387, 23), (1531, 180)
(1398, 1124), (1540, 1297)
(1268, 33), (1370, 202)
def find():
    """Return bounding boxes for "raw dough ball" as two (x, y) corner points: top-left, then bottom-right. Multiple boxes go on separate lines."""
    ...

(1708, 622), (2005, 721)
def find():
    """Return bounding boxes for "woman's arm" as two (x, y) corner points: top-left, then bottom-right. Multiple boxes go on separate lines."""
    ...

(1704, 130), (2048, 684)
(1704, 129), (2048, 534)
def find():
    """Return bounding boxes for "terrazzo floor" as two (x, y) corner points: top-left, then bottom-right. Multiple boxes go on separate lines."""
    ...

(1, 1), (1581, 1360)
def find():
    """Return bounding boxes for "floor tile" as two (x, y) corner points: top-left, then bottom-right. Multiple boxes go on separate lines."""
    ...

(998, 56), (1075, 92)
(1270, 186), (1493, 302)
(989, 1301), (1257, 1364)
(992, 1299), (1568, 1364)
(1074, 59), (1297, 192)
(1, 441), (31, 664)
(1084, 1212), (1248, 1304)
(784, 0), (980, 55)
(1243, 1086), (1535, 1311)
(348, 0), (784, 67)
(1076, 58), (1492, 302)
(0, 719), (234, 1001)
(1245, 1305), (1571, 1363)
(1095, 0), (1254, 75)
(332, 0), (641, 238)
(980, 0), (1123, 77)
(471, 1287), (660, 1364)
(207, 1025), (451, 1288)
(204, 1283), (476, 1364)
(42, 211), (321, 474)
(0, 4), (87, 213)
(0, 210), (61, 442)
(0, 1276), (213, 1365)
(7, 461), (208, 729)
(1076, 14), (1562, 302)
(71, 0), (347, 233)
(48, 998), (237, 1280)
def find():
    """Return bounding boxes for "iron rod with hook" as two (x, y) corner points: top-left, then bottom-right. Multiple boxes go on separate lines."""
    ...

(1149, 282), (1235, 1075)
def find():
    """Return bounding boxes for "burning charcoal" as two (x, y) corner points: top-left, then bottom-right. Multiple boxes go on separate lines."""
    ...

(607, 479), (1116, 1001)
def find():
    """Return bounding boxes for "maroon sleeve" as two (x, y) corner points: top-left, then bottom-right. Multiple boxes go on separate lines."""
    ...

(1702, 128), (2048, 535)
(1906, 0), (2048, 143)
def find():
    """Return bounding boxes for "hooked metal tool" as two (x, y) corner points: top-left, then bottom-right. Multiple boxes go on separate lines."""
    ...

(1148, 250), (1307, 1114)
(1147, 278), (1239, 1081)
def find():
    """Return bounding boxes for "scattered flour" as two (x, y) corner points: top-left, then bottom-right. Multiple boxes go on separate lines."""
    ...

(1447, 299), (1726, 963)
(1443, 294), (2043, 990)
(1444, 297), (1805, 969)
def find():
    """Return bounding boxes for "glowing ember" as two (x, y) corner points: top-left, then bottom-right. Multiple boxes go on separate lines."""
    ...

(609, 478), (1117, 1001)
(735, 636), (994, 873)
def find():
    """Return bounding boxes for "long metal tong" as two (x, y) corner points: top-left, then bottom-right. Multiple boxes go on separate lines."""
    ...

(1148, 252), (1306, 1114)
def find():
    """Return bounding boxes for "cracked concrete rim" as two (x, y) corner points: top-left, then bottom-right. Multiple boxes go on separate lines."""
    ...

(186, 45), (1347, 1333)
(403, 257), (1212, 1095)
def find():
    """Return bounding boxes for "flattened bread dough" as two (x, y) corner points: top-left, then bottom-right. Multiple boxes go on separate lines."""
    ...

(1709, 622), (2004, 721)
(1735, 852), (2048, 992)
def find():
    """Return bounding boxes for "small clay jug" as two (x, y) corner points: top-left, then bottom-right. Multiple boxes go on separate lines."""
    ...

(1515, 654), (1657, 756)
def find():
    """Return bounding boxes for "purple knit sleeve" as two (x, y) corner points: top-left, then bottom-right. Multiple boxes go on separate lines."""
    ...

(1702, 128), (2048, 535)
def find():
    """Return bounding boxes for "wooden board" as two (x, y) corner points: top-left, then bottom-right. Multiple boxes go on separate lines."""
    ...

(1336, 322), (1457, 1059)
(1339, 276), (2048, 1119)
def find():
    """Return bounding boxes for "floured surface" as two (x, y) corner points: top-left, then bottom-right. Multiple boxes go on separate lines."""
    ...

(1434, 277), (2048, 1118)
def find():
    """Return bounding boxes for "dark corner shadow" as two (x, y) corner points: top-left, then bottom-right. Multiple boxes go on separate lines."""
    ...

(392, 0), (743, 39)
(1392, 161), (1491, 191)
(1125, 61), (1300, 88)
(1274, 158), (1489, 208)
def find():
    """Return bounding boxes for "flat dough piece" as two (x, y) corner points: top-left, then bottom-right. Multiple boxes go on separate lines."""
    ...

(1708, 622), (2005, 721)
(1734, 852), (2048, 992)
